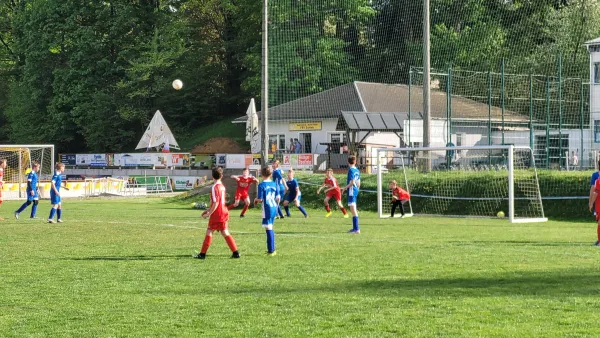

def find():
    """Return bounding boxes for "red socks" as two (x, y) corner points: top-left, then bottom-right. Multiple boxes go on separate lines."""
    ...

(596, 225), (600, 242)
(200, 235), (213, 254)
(227, 204), (235, 210)
(325, 204), (331, 212)
(341, 207), (347, 215)
(225, 235), (238, 252)
(241, 205), (249, 216)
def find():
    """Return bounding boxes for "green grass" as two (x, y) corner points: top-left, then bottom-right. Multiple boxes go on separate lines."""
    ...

(178, 119), (246, 151)
(1, 197), (600, 336)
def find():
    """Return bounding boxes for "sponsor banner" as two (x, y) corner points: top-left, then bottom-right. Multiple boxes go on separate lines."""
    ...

(76, 154), (91, 166)
(171, 154), (191, 166)
(171, 176), (208, 191)
(60, 154), (77, 166)
(191, 154), (214, 168)
(289, 121), (322, 131)
(298, 154), (313, 166)
(129, 176), (169, 191)
(225, 154), (253, 169)
(283, 154), (291, 166)
(215, 154), (227, 167)
(66, 174), (112, 181)
(251, 153), (273, 165)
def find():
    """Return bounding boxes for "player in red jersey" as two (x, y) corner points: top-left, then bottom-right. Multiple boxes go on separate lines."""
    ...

(228, 168), (258, 218)
(194, 167), (240, 259)
(0, 159), (6, 220)
(389, 180), (410, 218)
(317, 168), (348, 218)
(589, 176), (600, 246)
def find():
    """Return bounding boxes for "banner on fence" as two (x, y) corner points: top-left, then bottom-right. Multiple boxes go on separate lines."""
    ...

(170, 176), (208, 190)
(60, 154), (77, 166)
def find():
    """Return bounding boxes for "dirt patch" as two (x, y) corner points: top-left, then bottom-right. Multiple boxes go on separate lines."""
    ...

(190, 137), (248, 154)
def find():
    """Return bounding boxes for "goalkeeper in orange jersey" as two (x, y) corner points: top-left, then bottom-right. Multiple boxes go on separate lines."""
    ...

(389, 180), (410, 218)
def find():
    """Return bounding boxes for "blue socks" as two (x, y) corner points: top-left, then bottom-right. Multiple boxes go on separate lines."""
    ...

(352, 216), (359, 231)
(31, 203), (38, 218)
(266, 230), (275, 253)
(16, 202), (28, 213)
(277, 206), (284, 218)
(57, 209), (62, 220)
(298, 206), (307, 217)
(284, 206), (291, 217)
(49, 208), (56, 220)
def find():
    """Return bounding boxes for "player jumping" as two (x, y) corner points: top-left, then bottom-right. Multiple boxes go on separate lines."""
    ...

(283, 168), (308, 218)
(272, 160), (287, 219)
(254, 166), (279, 256)
(194, 167), (240, 259)
(15, 161), (40, 220)
(228, 168), (258, 218)
(317, 168), (348, 218)
(341, 155), (360, 234)
(389, 180), (410, 218)
(48, 162), (66, 223)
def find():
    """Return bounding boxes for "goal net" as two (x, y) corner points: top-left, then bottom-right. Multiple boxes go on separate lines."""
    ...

(0, 145), (54, 200)
(376, 145), (547, 223)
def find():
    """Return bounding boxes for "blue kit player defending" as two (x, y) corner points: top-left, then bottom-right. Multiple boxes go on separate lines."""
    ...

(341, 155), (361, 234)
(272, 160), (287, 219)
(15, 161), (41, 219)
(254, 166), (279, 256)
(283, 169), (308, 218)
(48, 162), (66, 223)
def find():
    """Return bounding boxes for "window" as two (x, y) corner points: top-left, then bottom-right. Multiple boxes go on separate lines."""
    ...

(278, 135), (285, 150)
(595, 121), (600, 143)
(268, 134), (286, 152)
(329, 133), (348, 153)
(595, 63), (600, 84)
(456, 133), (464, 154)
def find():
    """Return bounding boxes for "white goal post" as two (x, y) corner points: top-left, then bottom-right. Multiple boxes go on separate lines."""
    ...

(375, 145), (547, 223)
(0, 145), (54, 200)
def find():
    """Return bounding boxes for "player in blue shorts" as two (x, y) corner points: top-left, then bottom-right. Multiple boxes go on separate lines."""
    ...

(272, 160), (288, 219)
(48, 162), (66, 223)
(15, 161), (41, 220)
(341, 155), (361, 234)
(254, 166), (279, 256)
(283, 168), (308, 218)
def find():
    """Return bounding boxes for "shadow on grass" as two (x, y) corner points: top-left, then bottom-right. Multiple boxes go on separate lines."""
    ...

(63, 254), (192, 261)
(449, 240), (593, 247)
(228, 268), (600, 297)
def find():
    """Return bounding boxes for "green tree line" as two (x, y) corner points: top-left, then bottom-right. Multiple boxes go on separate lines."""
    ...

(0, 0), (598, 152)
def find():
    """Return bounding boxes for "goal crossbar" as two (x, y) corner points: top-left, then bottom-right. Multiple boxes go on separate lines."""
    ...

(375, 145), (548, 223)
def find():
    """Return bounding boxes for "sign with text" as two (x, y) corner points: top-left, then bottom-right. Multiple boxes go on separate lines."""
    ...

(171, 176), (208, 191)
(289, 121), (322, 131)
(60, 154), (76, 166)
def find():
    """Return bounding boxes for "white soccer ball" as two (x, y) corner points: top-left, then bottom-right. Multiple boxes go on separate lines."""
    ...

(172, 79), (183, 90)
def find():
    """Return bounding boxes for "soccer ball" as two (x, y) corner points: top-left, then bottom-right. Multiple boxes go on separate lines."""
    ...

(172, 79), (183, 90)
(497, 211), (505, 218)
(191, 202), (197, 209)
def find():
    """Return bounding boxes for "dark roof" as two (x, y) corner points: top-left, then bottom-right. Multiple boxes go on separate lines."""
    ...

(342, 112), (408, 131)
(233, 81), (526, 123)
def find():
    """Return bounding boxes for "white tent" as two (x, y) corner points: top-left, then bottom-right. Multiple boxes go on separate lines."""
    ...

(245, 98), (261, 153)
(136, 110), (180, 151)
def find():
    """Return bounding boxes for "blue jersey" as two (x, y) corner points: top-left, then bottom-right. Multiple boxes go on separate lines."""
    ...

(286, 178), (300, 198)
(27, 171), (38, 192)
(591, 172), (599, 186)
(347, 166), (360, 196)
(51, 172), (62, 193)
(272, 168), (286, 195)
(258, 180), (279, 219)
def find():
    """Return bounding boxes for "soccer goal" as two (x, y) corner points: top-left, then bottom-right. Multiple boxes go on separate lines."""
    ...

(375, 145), (547, 223)
(0, 145), (54, 199)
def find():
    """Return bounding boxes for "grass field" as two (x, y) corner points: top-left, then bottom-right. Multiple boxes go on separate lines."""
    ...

(1, 197), (600, 337)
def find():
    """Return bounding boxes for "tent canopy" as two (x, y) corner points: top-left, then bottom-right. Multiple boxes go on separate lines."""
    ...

(135, 110), (180, 150)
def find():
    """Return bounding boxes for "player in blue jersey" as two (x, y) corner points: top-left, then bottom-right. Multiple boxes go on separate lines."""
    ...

(254, 166), (279, 256)
(48, 162), (66, 223)
(271, 160), (288, 219)
(15, 161), (41, 219)
(341, 155), (361, 234)
(283, 169), (308, 218)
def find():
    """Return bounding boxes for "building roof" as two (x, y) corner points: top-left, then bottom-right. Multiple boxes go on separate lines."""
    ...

(342, 112), (408, 131)
(585, 37), (600, 45)
(233, 81), (527, 124)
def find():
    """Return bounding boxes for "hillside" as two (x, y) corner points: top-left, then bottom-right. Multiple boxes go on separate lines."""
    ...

(178, 119), (248, 153)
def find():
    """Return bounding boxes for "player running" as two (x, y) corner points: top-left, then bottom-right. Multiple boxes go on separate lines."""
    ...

(317, 168), (348, 218)
(48, 162), (66, 223)
(194, 167), (240, 259)
(0, 159), (7, 221)
(282, 169), (308, 218)
(254, 166), (279, 256)
(389, 180), (410, 218)
(272, 160), (287, 219)
(228, 168), (258, 218)
(15, 161), (40, 220)
(341, 155), (361, 234)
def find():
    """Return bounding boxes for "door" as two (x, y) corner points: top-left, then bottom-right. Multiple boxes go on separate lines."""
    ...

(300, 133), (312, 154)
